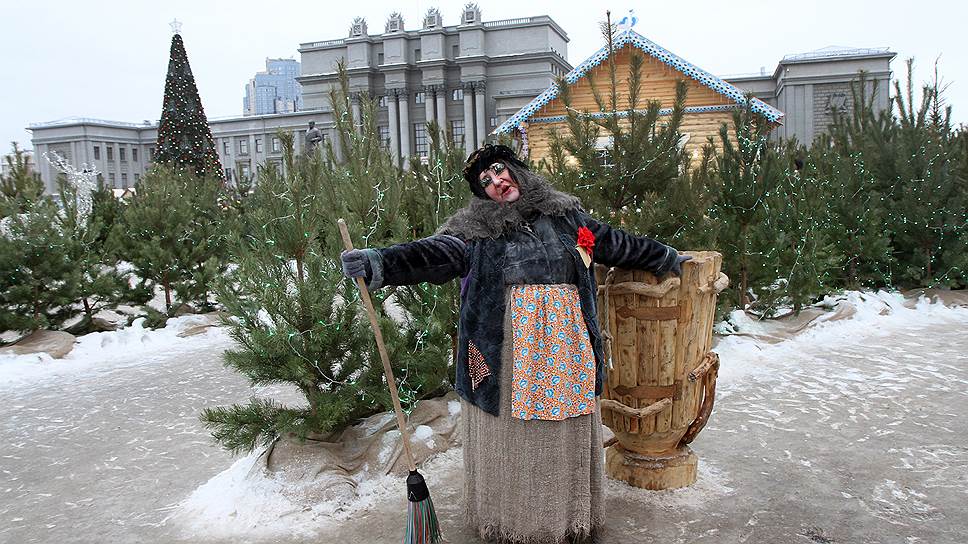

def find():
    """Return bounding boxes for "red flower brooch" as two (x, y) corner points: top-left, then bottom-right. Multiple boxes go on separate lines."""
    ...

(576, 226), (595, 268)
(577, 227), (595, 253)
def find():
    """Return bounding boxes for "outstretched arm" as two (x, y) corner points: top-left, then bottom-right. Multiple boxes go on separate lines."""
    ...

(341, 234), (468, 289)
(580, 213), (681, 276)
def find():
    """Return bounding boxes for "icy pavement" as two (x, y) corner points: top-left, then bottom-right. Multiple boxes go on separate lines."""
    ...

(1, 293), (967, 543)
(264, 295), (968, 544)
(0, 327), (243, 544)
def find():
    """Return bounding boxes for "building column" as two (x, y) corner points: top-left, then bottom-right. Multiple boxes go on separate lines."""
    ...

(33, 143), (51, 193)
(475, 82), (487, 148)
(424, 86), (436, 128)
(387, 91), (400, 163)
(398, 90), (411, 161)
(462, 82), (476, 153)
(351, 93), (362, 134)
(436, 87), (448, 138)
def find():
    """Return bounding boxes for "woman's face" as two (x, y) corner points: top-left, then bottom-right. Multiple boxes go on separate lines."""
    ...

(480, 161), (521, 203)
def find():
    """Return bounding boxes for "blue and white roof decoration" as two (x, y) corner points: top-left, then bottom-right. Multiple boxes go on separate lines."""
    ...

(494, 28), (784, 135)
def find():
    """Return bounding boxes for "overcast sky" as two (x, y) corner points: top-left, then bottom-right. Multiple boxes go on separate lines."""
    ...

(2, 0), (965, 152)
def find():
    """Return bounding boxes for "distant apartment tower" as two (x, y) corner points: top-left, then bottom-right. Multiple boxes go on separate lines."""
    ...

(243, 58), (302, 116)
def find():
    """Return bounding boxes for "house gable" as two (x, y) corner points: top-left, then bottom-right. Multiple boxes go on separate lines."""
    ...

(495, 29), (784, 135)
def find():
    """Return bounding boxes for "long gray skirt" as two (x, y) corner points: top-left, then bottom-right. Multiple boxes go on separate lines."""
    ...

(461, 294), (605, 543)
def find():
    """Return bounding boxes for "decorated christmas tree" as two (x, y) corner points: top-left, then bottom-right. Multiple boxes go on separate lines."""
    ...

(154, 23), (223, 180)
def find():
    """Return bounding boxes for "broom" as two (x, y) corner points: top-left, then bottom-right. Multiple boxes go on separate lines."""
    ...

(337, 219), (443, 544)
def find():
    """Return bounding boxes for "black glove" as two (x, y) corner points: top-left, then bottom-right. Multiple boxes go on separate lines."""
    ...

(669, 254), (693, 277)
(340, 249), (371, 280)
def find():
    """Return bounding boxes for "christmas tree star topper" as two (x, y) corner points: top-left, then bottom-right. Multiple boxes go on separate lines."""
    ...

(169, 18), (182, 35)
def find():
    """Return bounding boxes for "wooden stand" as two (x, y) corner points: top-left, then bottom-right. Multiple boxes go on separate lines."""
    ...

(605, 444), (698, 490)
(596, 251), (727, 490)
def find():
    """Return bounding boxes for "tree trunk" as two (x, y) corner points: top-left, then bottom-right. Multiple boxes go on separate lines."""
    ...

(740, 265), (749, 308)
(83, 297), (92, 319)
(924, 244), (933, 280)
(162, 271), (172, 313)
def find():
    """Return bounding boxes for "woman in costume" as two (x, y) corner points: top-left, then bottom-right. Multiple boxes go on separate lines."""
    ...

(341, 144), (688, 543)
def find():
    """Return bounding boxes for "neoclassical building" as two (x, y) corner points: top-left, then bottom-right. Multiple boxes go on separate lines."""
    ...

(297, 6), (570, 160)
(26, 7), (895, 192)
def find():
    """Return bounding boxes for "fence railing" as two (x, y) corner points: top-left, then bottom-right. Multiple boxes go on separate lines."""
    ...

(300, 39), (345, 49)
(484, 17), (533, 27)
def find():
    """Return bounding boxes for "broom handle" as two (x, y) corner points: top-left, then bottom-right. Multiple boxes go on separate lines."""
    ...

(337, 219), (418, 472)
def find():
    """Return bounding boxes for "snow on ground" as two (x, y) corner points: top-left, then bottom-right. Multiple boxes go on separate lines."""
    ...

(169, 289), (968, 541)
(0, 315), (231, 389)
(1, 288), (966, 543)
(175, 445), (462, 541)
(714, 290), (968, 388)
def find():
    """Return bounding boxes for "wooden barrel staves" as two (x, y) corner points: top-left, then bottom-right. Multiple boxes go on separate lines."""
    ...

(595, 251), (727, 490)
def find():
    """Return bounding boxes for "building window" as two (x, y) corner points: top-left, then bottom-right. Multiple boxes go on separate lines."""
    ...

(378, 52), (384, 65)
(223, 141), (230, 155)
(255, 138), (263, 153)
(134, 173), (140, 183)
(415, 92), (425, 104)
(93, 146), (100, 160)
(224, 168), (234, 181)
(414, 123), (428, 157)
(148, 147), (155, 159)
(119, 148), (126, 162)
(378, 95), (388, 108)
(121, 173), (128, 187)
(239, 162), (251, 179)
(271, 136), (280, 153)
(594, 136), (614, 169)
(378, 126), (391, 150)
(452, 88), (464, 101)
(239, 139), (249, 155)
(132, 148), (138, 162)
(451, 120), (465, 147)
(414, 48), (422, 62)
(489, 117), (498, 128)
(108, 172), (116, 186)
(452, 44), (460, 58)
(107, 147), (114, 161)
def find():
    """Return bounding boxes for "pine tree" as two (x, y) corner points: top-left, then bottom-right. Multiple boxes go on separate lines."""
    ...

(753, 144), (839, 315)
(0, 199), (80, 334)
(55, 173), (133, 334)
(203, 65), (457, 452)
(889, 59), (966, 287)
(154, 33), (223, 180)
(810, 138), (894, 289)
(204, 133), (373, 452)
(110, 165), (226, 314)
(711, 98), (785, 310)
(392, 124), (469, 395)
(0, 143), (44, 217)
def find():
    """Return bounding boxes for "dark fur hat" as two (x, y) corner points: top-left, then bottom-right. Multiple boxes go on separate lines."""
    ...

(463, 144), (528, 198)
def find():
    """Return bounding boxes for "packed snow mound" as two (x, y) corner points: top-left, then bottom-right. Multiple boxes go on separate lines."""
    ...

(0, 313), (229, 388)
(714, 289), (968, 387)
(175, 393), (463, 541)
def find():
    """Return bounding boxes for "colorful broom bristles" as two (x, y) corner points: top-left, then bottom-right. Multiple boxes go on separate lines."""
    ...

(404, 470), (442, 544)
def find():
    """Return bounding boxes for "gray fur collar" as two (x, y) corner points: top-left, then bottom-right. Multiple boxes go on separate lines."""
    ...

(437, 165), (581, 240)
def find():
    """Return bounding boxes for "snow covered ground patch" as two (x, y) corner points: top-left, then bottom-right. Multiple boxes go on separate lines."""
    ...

(175, 446), (462, 541)
(714, 290), (968, 388)
(0, 314), (231, 389)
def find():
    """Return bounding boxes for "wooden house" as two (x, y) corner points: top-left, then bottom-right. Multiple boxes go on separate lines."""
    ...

(493, 29), (784, 164)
